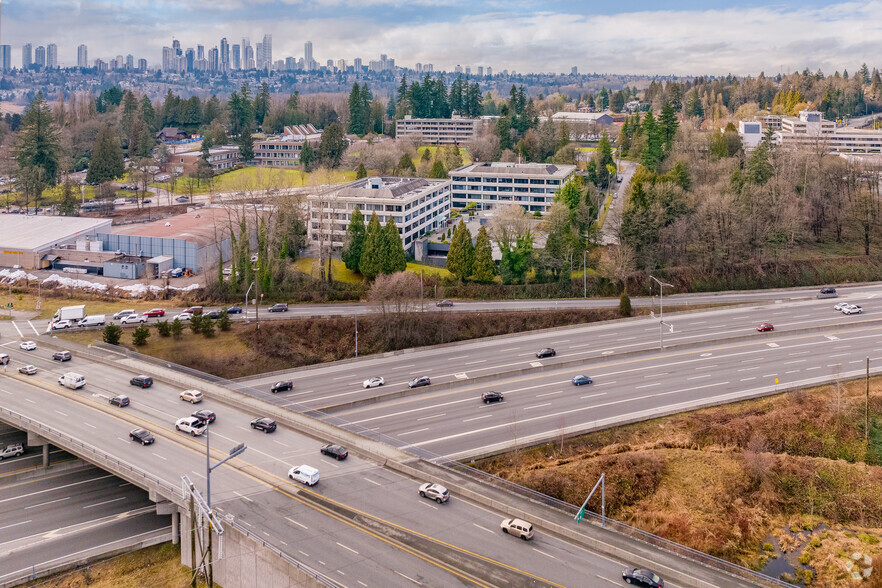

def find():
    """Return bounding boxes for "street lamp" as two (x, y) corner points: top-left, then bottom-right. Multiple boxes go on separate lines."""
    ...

(205, 427), (246, 510)
(649, 275), (674, 350)
(245, 281), (254, 322)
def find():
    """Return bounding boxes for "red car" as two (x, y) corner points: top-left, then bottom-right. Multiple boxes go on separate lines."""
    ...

(756, 322), (774, 332)
(144, 308), (166, 317)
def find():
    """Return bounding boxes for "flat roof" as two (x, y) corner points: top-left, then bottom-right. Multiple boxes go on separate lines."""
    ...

(451, 162), (577, 178)
(318, 177), (448, 201)
(0, 215), (112, 251)
(108, 208), (239, 248)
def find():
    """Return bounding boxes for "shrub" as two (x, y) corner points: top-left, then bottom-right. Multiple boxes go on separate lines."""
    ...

(858, 532), (879, 544)
(200, 317), (215, 338)
(154, 320), (171, 337)
(170, 318), (184, 340)
(217, 310), (231, 332)
(763, 542), (774, 552)
(132, 324), (150, 346)
(102, 324), (122, 345)
(619, 291), (632, 317)
(189, 314), (203, 333)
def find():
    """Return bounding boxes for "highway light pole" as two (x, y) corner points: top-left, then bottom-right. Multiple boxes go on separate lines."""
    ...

(244, 281), (254, 322)
(649, 276), (674, 350)
(205, 427), (246, 509)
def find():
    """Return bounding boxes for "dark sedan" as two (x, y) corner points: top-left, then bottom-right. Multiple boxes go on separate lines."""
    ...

(204, 310), (221, 320)
(436, 300), (454, 307)
(109, 395), (130, 407)
(271, 381), (294, 393)
(268, 303), (289, 313)
(536, 348), (556, 359)
(320, 443), (348, 460)
(622, 568), (664, 587)
(408, 376), (431, 389)
(571, 374), (593, 386)
(482, 391), (504, 403)
(225, 306), (243, 314)
(250, 417), (276, 433)
(129, 428), (155, 445)
(130, 375), (153, 388)
(192, 409), (216, 424)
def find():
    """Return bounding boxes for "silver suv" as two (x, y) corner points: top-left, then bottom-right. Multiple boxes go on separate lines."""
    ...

(0, 443), (24, 461)
(418, 483), (449, 504)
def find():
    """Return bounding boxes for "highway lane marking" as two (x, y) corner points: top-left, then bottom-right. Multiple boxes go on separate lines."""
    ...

(190, 471), (206, 479)
(25, 497), (70, 509)
(828, 353), (849, 358)
(116, 437), (127, 443)
(395, 571), (422, 585)
(806, 366), (822, 371)
(463, 414), (493, 423)
(53, 410), (68, 417)
(741, 377), (756, 381)
(448, 356), (468, 361)
(472, 523), (494, 534)
(417, 413), (446, 421)
(233, 490), (253, 502)
(635, 382), (661, 389)
(83, 496), (126, 509)
(591, 381), (616, 386)
(736, 366), (759, 372)
(783, 359), (807, 365)
(0, 520), (31, 531)
(580, 393), (606, 400)
(273, 440), (290, 447)
(84, 423), (96, 429)
(0, 474), (114, 504)
(532, 548), (556, 559)
(850, 360), (864, 364)
(785, 370), (801, 374)
(151, 452), (167, 461)
(465, 360), (486, 365)
(596, 575), (621, 586)
(500, 348), (520, 352)
(398, 428), (430, 436)
(644, 372), (668, 377)
(27, 321), (39, 335)
(23, 398), (35, 404)
(535, 391), (562, 398)
(333, 374), (356, 380)
(549, 340), (570, 344)
(363, 477), (383, 487)
(523, 403), (551, 411)
(298, 549), (310, 557)
(358, 581), (367, 587)
(788, 350), (812, 356)
(337, 542), (359, 555)
(693, 364), (719, 370)
(686, 374), (712, 380)
(419, 501), (438, 510)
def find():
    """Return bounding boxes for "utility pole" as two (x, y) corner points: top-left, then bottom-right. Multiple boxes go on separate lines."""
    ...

(583, 250), (587, 298)
(354, 312), (358, 357)
(649, 276), (674, 350)
(867, 357), (870, 446)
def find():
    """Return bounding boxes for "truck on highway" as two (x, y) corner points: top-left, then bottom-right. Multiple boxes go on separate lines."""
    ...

(78, 314), (106, 327)
(58, 372), (86, 389)
(53, 305), (86, 322)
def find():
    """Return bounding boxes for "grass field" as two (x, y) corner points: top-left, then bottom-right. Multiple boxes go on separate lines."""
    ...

(291, 258), (451, 282)
(151, 166), (359, 195)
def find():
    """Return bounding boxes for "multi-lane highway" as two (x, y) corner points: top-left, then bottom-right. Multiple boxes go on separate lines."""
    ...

(0, 467), (171, 586)
(0, 345), (706, 588)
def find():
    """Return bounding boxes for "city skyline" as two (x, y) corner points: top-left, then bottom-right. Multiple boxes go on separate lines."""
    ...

(2, 1), (882, 75)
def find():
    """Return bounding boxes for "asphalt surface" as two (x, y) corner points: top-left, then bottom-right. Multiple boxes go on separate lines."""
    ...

(0, 353), (688, 588)
(0, 466), (170, 586)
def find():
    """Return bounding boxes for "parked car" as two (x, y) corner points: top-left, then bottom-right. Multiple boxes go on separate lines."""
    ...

(192, 409), (216, 424)
(144, 308), (166, 317)
(622, 567), (665, 587)
(172, 312), (192, 321)
(184, 306), (203, 315)
(169, 268), (184, 278)
(226, 306), (243, 314)
(288, 465), (319, 486)
(482, 391), (504, 403)
(130, 375), (153, 388)
(756, 322), (774, 332)
(180, 389), (203, 403)
(408, 376), (431, 389)
(268, 303), (289, 313)
(363, 376), (385, 388)
(270, 381), (293, 393)
(51, 320), (73, 330)
(109, 395), (130, 408)
(571, 374), (594, 386)
(843, 304), (863, 315)
(500, 518), (534, 540)
(18, 365), (37, 375)
(129, 428), (155, 445)
(52, 350), (72, 362)
(222, 267), (233, 276)
(419, 483), (449, 504)
(0, 443), (24, 461)
(320, 443), (348, 460)
(250, 417), (276, 433)
(536, 348), (556, 358)
(436, 300), (454, 307)
(19, 341), (36, 351)
(175, 416), (206, 436)
(121, 314), (147, 324)
(113, 309), (136, 320)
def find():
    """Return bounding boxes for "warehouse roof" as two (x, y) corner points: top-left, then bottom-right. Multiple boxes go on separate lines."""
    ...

(109, 208), (239, 249)
(0, 215), (112, 251)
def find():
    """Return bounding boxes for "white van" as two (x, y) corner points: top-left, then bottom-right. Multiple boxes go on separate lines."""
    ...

(288, 465), (319, 486)
(78, 314), (106, 327)
(58, 372), (86, 389)
(113, 309), (136, 320)
(113, 198), (127, 206)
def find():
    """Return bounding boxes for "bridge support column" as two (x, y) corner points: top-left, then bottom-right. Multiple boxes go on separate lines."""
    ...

(155, 501), (179, 545)
(26, 432), (50, 469)
(179, 508), (193, 568)
(42, 444), (49, 468)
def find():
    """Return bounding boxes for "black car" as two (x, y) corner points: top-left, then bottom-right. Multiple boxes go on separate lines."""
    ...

(226, 306), (243, 314)
(536, 348), (556, 359)
(175, 196), (189, 203)
(205, 310), (221, 320)
(129, 428), (155, 445)
(320, 443), (348, 460)
(436, 300), (454, 307)
(482, 391), (504, 404)
(130, 375), (153, 388)
(271, 381), (293, 393)
(192, 409), (216, 424)
(268, 303), (289, 313)
(52, 350), (72, 362)
(251, 417), (276, 433)
(109, 395), (130, 407)
(408, 376), (431, 389)
(622, 568), (664, 587)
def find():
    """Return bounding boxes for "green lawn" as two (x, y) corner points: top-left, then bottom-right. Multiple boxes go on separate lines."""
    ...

(151, 166), (359, 195)
(291, 258), (451, 282)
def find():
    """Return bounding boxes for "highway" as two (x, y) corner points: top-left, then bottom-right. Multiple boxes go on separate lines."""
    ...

(0, 347), (694, 588)
(0, 466), (170, 585)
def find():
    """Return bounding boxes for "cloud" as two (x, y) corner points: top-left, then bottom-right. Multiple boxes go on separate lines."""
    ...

(3, 0), (882, 75)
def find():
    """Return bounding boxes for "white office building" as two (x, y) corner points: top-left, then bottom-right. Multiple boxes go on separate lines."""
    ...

(307, 177), (451, 252)
(449, 162), (577, 214)
(756, 110), (882, 154)
(395, 115), (482, 145)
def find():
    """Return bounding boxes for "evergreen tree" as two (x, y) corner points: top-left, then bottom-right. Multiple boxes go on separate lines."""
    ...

(471, 225), (495, 282)
(15, 92), (60, 189)
(57, 180), (79, 216)
(132, 324), (150, 346)
(86, 124), (125, 185)
(238, 125), (254, 161)
(300, 141), (315, 171)
(556, 179), (582, 211)
(383, 216), (407, 274)
(685, 89), (704, 118)
(429, 160), (446, 179)
(446, 220), (474, 279)
(640, 112), (663, 172)
(342, 206), (366, 272)
(658, 102), (679, 152)
(396, 153), (416, 175)
(253, 82), (271, 128)
(619, 291), (632, 317)
(358, 212), (384, 278)
(170, 318), (184, 339)
(318, 122), (347, 167)
(348, 84), (364, 135)
(356, 162), (367, 178)
(139, 96), (156, 131)
(102, 324), (122, 345)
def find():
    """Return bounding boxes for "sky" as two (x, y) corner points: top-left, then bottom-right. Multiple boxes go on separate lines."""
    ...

(3, 0), (882, 76)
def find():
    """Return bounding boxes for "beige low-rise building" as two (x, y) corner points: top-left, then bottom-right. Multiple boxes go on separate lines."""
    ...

(449, 162), (577, 214)
(254, 124), (323, 168)
(395, 115), (481, 145)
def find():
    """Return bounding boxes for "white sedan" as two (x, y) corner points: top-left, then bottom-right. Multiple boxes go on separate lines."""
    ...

(121, 314), (148, 324)
(19, 341), (37, 351)
(363, 376), (385, 389)
(172, 312), (192, 321)
(51, 320), (73, 330)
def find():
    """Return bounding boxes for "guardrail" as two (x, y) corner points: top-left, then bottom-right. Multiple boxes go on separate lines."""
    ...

(92, 341), (793, 587)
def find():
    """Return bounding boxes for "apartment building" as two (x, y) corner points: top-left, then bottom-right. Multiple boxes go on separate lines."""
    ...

(307, 177), (451, 252)
(395, 115), (482, 145)
(172, 146), (240, 174)
(253, 124), (322, 167)
(449, 162), (577, 214)
(771, 110), (882, 154)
